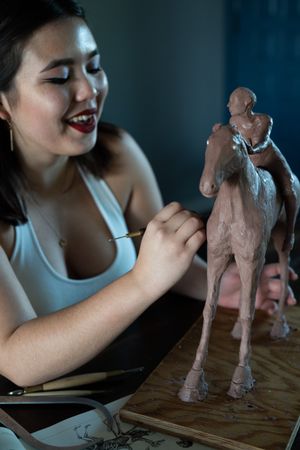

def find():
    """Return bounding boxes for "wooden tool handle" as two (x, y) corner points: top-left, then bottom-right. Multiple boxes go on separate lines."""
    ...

(41, 372), (108, 391)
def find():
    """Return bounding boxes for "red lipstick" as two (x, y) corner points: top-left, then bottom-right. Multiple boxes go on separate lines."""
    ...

(66, 109), (97, 134)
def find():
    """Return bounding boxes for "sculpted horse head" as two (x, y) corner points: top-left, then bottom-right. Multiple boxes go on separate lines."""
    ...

(199, 124), (250, 198)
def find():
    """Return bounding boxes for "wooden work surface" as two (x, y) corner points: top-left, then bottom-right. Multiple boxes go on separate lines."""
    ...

(120, 306), (300, 450)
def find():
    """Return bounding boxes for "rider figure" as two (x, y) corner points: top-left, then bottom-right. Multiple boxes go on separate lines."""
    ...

(227, 86), (298, 252)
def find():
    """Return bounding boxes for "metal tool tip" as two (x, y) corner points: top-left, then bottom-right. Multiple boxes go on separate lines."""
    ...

(8, 389), (24, 396)
(128, 366), (144, 374)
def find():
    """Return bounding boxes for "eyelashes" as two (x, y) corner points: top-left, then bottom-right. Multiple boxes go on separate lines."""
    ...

(45, 67), (103, 85)
(88, 66), (102, 74)
(46, 77), (70, 84)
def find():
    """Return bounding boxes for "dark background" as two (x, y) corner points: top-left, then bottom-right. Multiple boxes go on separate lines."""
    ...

(81, 0), (300, 213)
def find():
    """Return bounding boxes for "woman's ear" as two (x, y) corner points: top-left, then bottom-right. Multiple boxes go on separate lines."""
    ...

(0, 93), (11, 121)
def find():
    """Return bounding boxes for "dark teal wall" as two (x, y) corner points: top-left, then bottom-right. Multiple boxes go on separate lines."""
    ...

(79, 1), (299, 210)
(80, 0), (225, 211)
(225, 0), (300, 177)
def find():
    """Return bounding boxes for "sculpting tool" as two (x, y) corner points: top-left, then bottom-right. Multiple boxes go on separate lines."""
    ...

(8, 366), (144, 396)
(109, 228), (146, 242)
(9, 389), (107, 397)
(108, 211), (203, 242)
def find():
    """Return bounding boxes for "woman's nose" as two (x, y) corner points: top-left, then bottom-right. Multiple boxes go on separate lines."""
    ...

(75, 72), (108, 102)
(75, 76), (97, 101)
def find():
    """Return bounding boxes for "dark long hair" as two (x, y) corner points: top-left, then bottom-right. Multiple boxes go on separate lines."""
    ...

(0, 0), (117, 225)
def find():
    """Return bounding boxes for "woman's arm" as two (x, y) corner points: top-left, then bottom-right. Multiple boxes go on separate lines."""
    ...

(0, 201), (204, 387)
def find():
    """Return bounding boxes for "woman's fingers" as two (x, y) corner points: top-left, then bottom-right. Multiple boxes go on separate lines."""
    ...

(186, 229), (206, 252)
(176, 215), (205, 242)
(152, 201), (184, 222)
(133, 202), (207, 299)
(259, 263), (298, 307)
(288, 267), (299, 281)
(261, 263), (298, 281)
(261, 277), (297, 305)
(150, 202), (205, 243)
(259, 299), (279, 315)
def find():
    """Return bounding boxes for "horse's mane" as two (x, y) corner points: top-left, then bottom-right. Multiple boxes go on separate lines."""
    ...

(210, 123), (250, 154)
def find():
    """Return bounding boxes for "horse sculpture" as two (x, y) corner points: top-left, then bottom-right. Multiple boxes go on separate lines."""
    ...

(178, 124), (300, 402)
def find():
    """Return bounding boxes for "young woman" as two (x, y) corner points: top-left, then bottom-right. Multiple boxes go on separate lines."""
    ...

(0, 0), (297, 387)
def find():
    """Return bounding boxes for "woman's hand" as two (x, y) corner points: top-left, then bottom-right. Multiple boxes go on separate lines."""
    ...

(131, 202), (206, 300)
(218, 262), (298, 314)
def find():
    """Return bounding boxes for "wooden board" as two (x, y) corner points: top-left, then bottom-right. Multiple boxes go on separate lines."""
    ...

(120, 306), (300, 450)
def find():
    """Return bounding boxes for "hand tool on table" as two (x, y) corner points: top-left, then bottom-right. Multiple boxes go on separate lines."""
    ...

(8, 366), (144, 396)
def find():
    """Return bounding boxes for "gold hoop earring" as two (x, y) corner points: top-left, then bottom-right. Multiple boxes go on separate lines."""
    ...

(7, 120), (14, 152)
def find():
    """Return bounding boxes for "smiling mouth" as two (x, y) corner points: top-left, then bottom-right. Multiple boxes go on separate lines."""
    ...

(66, 114), (96, 134)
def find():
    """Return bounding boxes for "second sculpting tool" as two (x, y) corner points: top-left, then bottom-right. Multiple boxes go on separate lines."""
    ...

(8, 366), (144, 396)
(109, 228), (146, 242)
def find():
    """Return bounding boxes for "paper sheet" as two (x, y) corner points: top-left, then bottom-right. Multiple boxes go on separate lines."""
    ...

(1, 395), (215, 449)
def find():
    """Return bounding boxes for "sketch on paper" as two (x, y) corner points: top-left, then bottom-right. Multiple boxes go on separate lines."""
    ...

(73, 413), (194, 449)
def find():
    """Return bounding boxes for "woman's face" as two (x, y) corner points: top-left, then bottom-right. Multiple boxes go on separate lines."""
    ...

(0, 17), (108, 163)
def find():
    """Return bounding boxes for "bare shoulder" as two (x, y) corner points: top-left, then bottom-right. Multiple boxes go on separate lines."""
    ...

(102, 126), (160, 212)
(103, 125), (153, 181)
(108, 125), (148, 164)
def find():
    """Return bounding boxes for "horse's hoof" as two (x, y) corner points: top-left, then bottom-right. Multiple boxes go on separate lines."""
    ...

(227, 365), (255, 399)
(178, 368), (208, 402)
(270, 316), (290, 339)
(178, 386), (207, 402)
(231, 319), (242, 340)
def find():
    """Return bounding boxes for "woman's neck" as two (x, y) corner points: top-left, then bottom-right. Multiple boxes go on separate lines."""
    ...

(22, 157), (76, 196)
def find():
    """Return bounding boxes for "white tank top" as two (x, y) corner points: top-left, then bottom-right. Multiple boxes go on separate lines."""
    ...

(10, 167), (137, 316)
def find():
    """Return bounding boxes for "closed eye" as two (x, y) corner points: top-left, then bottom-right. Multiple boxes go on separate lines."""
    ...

(88, 66), (102, 74)
(87, 66), (103, 75)
(45, 77), (70, 85)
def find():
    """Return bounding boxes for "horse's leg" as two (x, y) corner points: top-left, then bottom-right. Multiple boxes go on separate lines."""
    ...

(227, 255), (264, 399)
(270, 223), (290, 338)
(231, 316), (242, 340)
(178, 252), (231, 402)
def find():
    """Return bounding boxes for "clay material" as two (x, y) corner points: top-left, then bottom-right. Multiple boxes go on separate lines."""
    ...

(178, 111), (300, 402)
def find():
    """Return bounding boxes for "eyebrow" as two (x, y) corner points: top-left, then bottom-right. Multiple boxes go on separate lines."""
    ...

(40, 49), (99, 73)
